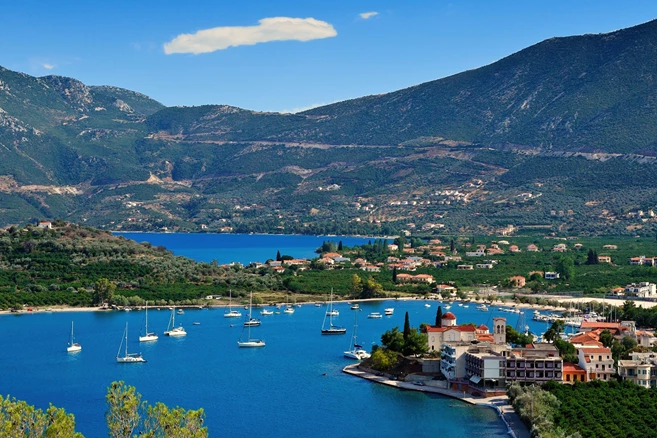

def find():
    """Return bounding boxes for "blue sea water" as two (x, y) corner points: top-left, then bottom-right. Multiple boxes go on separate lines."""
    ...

(0, 300), (543, 437)
(114, 233), (377, 265)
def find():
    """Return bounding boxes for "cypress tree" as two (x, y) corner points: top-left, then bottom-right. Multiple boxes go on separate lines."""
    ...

(392, 266), (397, 283)
(403, 311), (411, 341)
(338, 240), (343, 251)
(450, 239), (455, 253)
(276, 250), (281, 261)
(435, 305), (443, 327)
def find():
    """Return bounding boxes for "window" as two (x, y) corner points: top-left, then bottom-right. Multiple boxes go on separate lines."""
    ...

(566, 374), (571, 382)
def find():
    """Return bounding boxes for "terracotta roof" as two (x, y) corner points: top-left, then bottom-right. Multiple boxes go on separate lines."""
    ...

(426, 325), (476, 333)
(580, 322), (628, 331)
(477, 324), (489, 330)
(442, 312), (456, 320)
(476, 334), (494, 342)
(582, 347), (612, 354)
(563, 363), (586, 374)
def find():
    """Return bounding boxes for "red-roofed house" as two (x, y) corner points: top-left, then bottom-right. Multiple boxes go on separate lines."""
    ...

(509, 276), (526, 288)
(578, 347), (615, 381)
(562, 363), (587, 384)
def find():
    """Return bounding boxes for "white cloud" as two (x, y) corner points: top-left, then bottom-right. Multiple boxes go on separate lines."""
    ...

(42, 63), (55, 70)
(359, 11), (379, 20)
(164, 17), (337, 55)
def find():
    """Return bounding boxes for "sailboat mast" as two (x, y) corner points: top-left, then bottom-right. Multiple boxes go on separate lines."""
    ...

(125, 323), (129, 357)
(145, 301), (148, 332)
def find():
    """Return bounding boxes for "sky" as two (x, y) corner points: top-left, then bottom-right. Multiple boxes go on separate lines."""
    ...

(2, 0), (657, 113)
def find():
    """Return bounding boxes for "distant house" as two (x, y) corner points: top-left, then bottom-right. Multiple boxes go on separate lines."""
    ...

(552, 244), (567, 252)
(509, 276), (526, 288)
(527, 244), (539, 252)
(387, 244), (399, 251)
(475, 263), (494, 269)
(361, 265), (380, 273)
(333, 257), (351, 263)
(268, 261), (282, 267)
(603, 244), (618, 250)
(465, 250), (485, 257)
(598, 255), (612, 264)
(545, 272), (560, 280)
(38, 221), (52, 229)
(271, 266), (286, 273)
(457, 264), (474, 270)
(323, 252), (343, 260)
(509, 245), (521, 253)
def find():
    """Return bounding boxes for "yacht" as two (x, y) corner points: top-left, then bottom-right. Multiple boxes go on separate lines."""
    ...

(66, 321), (82, 353)
(424, 303), (431, 308)
(344, 311), (370, 360)
(322, 289), (346, 335)
(351, 303), (360, 310)
(260, 308), (273, 316)
(224, 290), (242, 318)
(164, 307), (187, 337)
(238, 292), (265, 348)
(367, 312), (383, 319)
(244, 293), (262, 326)
(384, 308), (394, 316)
(139, 301), (158, 342)
(116, 323), (146, 363)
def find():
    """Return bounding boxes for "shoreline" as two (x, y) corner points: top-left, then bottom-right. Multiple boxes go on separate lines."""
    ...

(342, 364), (528, 438)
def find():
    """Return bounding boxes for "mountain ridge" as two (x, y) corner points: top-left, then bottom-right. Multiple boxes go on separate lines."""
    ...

(3, 19), (657, 235)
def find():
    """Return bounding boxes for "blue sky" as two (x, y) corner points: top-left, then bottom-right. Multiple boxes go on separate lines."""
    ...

(2, 0), (657, 113)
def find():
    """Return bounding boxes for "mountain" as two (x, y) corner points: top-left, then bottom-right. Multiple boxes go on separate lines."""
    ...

(149, 19), (657, 154)
(2, 20), (657, 236)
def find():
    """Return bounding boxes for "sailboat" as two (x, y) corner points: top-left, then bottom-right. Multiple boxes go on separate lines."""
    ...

(322, 289), (346, 335)
(116, 323), (146, 363)
(344, 310), (370, 360)
(139, 301), (158, 342)
(326, 289), (339, 317)
(244, 292), (262, 326)
(238, 292), (265, 348)
(283, 294), (295, 314)
(163, 307), (187, 337)
(224, 289), (242, 318)
(66, 321), (81, 353)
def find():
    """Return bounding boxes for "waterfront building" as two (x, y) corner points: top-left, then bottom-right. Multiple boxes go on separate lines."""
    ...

(577, 347), (615, 381)
(504, 344), (563, 384)
(618, 352), (657, 388)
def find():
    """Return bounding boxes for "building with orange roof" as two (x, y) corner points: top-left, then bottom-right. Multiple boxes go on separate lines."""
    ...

(509, 276), (526, 288)
(562, 363), (587, 384)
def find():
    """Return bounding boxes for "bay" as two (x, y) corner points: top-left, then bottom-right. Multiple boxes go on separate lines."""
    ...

(0, 299), (542, 437)
(114, 232), (378, 265)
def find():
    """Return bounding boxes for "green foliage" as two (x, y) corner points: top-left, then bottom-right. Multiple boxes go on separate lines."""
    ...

(435, 305), (443, 327)
(542, 379), (657, 438)
(0, 395), (83, 438)
(106, 381), (207, 438)
(370, 348), (399, 371)
(506, 325), (534, 346)
(599, 329), (613, 348)
(508, 382), (562, 437)
(381, 327), (405, 353)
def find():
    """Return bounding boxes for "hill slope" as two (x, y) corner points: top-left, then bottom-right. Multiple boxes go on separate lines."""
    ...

(3, 20), (657, 235)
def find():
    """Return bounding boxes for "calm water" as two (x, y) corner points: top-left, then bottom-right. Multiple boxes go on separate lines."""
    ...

(0, 300), (544, 437)
(114, 233), (377, 265)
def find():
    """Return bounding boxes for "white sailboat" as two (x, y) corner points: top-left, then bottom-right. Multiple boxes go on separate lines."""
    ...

(164, 307), (187, 337)
(283, 294), (295, 314)
(66, 321), (81, 353)
(139, 301), (158, 342)
(224, 290), (242, 318)
(322, 288), (346, 335)
(244, 292), (262, 326)
(260, 308), (273, 316)
(238, 292), (265, 348)
(344, 310), (370, 360)
(116, 323), (146, 363)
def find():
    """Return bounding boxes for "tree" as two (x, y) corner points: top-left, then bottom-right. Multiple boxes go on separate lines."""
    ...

(599, 329), (613, 348)
(106, 381), (142, 438)
(506, 325), (533, 346)
(392, 266), (397, 283)
(435, 305), (443, 327)
(370, 348), (398, 371)
(350, 274), (363, 296)
(381, 327), (405, 352)
(93, 278), (116, 305)
(276, 250), (281, 261)
(586, 249), (598, 265)
(337, 241), (343, 251)
(544, 320), (565, 343)
(106, 381), (207, 438)
(360, 276), (383, 299)
(403, 312), (411, 341)
(450, 239), (455, 253)
(0, 395), (83, 437)
(402, 329), (428, 356)
(555, 256), (575, 280)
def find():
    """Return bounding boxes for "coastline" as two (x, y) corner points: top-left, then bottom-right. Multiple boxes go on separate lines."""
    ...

(342, 363), (529, 438)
